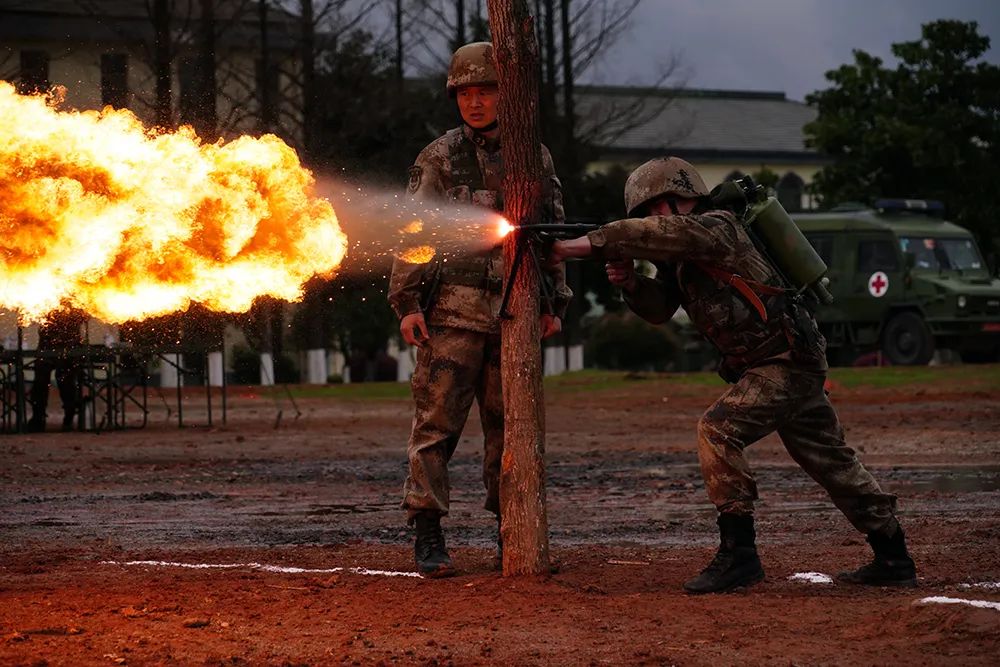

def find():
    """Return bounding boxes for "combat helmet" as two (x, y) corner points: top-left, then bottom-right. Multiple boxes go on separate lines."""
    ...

(446, 42), (497, 96)
(624, 157), (709, 216)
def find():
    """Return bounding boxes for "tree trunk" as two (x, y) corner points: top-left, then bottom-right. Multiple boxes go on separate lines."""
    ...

(559, 0), (576, 175)
(259, 0), (275, 132)
(395, 0), (404, 82)
(194, 0), (217, 140)
(486, 0), (550, 576)
(542, 0), (557, 142)
(153, 0), (172, 128)
(299, 0), (316, 156)
(454, 0), (467, 50)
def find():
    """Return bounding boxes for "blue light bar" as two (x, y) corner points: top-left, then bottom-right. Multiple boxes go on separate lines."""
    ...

(874, 199), (946, 213)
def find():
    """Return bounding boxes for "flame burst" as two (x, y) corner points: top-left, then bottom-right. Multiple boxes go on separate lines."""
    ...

(0, 83), (347, 323)
(497, 217), (514, 238)
(398, 245), (436, 263)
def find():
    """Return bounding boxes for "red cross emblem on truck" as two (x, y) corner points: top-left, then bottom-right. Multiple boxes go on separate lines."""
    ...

(868, 271), (889, 297)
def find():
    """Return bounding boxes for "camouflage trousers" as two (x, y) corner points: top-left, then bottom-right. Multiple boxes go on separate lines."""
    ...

(697, 363), (898, 535)
(401, 326), (503, 521)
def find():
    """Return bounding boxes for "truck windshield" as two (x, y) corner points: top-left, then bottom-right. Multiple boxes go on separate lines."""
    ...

(899, 237), (985, 272)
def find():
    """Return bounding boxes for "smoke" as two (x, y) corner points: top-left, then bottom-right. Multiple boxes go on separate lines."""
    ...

(315, 177), (506, 276)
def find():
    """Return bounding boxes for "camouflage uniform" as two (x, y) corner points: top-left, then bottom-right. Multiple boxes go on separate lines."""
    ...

(389, 125), (571, 521)
(587, 210), (898, 535)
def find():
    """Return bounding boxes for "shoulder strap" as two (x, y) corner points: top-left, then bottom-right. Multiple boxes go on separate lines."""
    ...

(446, 128), (486, 191)
(696, 263), (787, 323)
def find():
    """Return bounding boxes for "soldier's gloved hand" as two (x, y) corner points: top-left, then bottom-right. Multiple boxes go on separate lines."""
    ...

(605, 259), (637, 293)
(540, 314), (562, 339)
(400, 312), (430, 347)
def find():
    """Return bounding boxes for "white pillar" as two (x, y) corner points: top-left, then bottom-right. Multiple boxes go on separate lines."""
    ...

(543, 346), (566, 376)
(207, 351), (224, 387)
(568, 344), (584, 372)
(259, 352), (275, 386)
(390, 340), (415, 382)
(159, 354), (181, 388)
(328, 351), (347, 383)
(306, 348), (327, 384)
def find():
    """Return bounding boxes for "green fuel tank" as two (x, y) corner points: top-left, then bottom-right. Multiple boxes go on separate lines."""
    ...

(746, 197), (834, 305)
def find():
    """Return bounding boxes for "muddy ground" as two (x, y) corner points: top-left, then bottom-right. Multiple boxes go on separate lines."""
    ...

(2, 367), (999, 666)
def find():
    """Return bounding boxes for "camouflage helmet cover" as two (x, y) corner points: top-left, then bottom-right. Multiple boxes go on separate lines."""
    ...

(447, 42), (497, 95)
(624, 157), (709, 216)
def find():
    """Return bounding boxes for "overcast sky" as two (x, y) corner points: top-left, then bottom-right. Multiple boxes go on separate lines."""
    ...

(588, 0), (1000, 101)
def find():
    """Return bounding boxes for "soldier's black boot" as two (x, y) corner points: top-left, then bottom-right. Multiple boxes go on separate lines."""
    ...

(413, 512), (455, 578)
(683, 513), (765, 594)
(837, 523), (916, 587)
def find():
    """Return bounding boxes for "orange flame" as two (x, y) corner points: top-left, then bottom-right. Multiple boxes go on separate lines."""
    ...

(497, 216), (515, 238)
(0, 83), (347, 324)
(398, 245), (436, 263)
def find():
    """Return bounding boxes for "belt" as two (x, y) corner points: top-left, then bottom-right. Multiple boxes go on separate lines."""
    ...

(722, 332), (790, 371)
(439, 272), (503, 294)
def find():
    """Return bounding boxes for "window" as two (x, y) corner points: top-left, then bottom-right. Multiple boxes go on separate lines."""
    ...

(777, 172), (805, 213)
(899, 236), (985, 272)
(18, 50), (49, 94)
(101, 53), (128, 108)
(857, 239), (899, 273)
(805, 235), (834, 265)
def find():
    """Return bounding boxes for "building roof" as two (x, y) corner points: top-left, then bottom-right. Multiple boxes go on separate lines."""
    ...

(576, 85), (824, 164)
(0, 0), (300, 50)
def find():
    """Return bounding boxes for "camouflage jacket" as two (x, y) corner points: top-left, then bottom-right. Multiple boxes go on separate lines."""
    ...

(587, 209), (827, 375)
(388, 126), (572, 334)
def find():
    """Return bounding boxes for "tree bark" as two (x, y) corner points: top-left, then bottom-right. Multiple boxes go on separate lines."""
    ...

(486, 0), (550, 576)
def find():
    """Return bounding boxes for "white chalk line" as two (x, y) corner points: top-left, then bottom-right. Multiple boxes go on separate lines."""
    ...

(101, 560), (421, 578)
(789, 572), (834, 584)
(919, 597), (1000, 612)
(786, 574), (1000, 612)
(959, 582), (1000, 591)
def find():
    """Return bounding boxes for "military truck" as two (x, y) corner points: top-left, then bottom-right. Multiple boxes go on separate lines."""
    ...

(793, 200), (1000, 365)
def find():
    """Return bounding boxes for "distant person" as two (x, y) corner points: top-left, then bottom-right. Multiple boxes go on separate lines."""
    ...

(548, 157), (917, 593)
(28, 309), (87, 432)
(388, 42), (571, 577)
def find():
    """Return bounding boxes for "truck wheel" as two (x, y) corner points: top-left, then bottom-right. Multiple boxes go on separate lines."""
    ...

(881, 312), (934, 365)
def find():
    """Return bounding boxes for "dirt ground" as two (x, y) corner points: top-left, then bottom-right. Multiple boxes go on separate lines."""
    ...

(2, 367), (999, 666)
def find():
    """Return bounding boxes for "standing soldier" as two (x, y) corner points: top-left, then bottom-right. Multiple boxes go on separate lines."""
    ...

(548, 157), (917, 593)
(28, 308), (87, 432)
(388, 42), (571, 578)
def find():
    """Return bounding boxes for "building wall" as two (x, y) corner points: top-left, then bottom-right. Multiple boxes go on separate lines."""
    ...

(588, 158), (826, 212)
(0, 40), (301, 141)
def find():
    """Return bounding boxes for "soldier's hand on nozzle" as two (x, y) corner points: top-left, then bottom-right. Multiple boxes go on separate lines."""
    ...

(605, 259), (637, 293)
(400, 312), (430, 347)
(547, 236), (593, 268)
(540, 313), (562, 339)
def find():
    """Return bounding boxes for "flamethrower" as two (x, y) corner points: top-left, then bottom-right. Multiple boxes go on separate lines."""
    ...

(497, 222), (602, 319)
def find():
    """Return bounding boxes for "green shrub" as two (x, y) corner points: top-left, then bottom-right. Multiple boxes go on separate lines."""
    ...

(584, 313), (681, 372)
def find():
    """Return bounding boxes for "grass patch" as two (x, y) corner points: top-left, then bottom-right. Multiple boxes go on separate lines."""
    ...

(827, 364), (1000, 390)
(286, 383), (412, 400)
